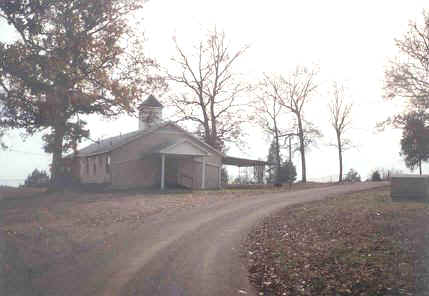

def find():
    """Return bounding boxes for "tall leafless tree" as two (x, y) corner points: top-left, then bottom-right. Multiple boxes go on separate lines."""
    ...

(262, 67), (319, 183)
(167, 29), (248, 150)
(385, 10), (429, 109)
(328, 83), (352, 182)
(253, 74), (295, 184)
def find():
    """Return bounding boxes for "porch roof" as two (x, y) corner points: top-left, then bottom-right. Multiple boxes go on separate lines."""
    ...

(144, 139), (210, 157)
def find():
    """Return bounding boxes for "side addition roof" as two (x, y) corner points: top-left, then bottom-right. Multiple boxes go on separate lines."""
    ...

(222, 156), (268, 167)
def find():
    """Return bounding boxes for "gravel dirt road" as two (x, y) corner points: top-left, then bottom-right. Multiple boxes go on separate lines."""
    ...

(1, 182), (388, 296)
(86, 182), (388, 296)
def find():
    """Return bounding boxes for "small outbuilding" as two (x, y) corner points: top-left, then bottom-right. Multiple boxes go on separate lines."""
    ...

(391, 174), (429, 202)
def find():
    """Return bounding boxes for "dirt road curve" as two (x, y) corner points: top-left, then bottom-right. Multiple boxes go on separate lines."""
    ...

(80, 182), (386, 296)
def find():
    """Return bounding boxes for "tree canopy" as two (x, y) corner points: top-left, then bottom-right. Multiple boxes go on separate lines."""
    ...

(385, 10), (429, 109)
(400, 111), (429, 175)
(259, 67), (320, 183)
(383, 10), (429, 176)
(167, 29), (248, 150)
(0, 0), (160, 186)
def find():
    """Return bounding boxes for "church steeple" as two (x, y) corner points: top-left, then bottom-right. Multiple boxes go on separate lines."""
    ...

(138, 95), (163, 130)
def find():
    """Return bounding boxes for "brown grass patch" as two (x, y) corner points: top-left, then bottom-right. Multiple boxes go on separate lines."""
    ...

(244, 187), (429, 295)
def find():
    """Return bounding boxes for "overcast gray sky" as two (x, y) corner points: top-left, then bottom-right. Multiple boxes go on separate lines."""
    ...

(1, 0), (428, 185)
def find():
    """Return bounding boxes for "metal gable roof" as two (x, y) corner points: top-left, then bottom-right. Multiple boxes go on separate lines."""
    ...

(70, 121), (224, 158)
(73, 129), (143, 157)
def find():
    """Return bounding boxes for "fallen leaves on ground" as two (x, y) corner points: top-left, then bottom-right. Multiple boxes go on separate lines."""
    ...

(243, 187), (429, 295)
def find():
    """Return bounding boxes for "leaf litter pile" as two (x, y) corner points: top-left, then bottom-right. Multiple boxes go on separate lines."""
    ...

(244, 187), (429, 295)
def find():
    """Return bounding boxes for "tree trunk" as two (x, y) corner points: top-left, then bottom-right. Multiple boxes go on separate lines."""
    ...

(51, 123), (66, 189)
(274, 121), (281, 186)
(210, 97), (218, 149)
(337, 132), (343, 183)
(198, 92), (212, 148)
(419, 158), (422, 175)
(297, 116), (306, 183)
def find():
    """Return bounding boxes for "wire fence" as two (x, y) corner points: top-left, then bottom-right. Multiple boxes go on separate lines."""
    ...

(308, 175), (339, 183)
(4, 148), (49, 157)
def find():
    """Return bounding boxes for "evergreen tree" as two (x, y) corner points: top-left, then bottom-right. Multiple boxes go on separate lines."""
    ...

(24, 169), (50, 187)
(400, 111), (429, 175)
(278, 161), (297, 184)
(344, 168), (361, 182)
(266, 140), (282, 184)
(371, 170), (382, 181)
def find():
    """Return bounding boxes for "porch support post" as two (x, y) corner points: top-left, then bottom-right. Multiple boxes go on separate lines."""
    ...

(218, 165), (222, 189)
(161, 154), (165, 190)
(201, 157), (206, 189)
(262, 165), (265, 183)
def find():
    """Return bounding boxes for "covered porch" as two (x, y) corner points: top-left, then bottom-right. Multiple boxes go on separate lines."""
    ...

(152, 142), (268, 190)
(154, 140), (214, 190)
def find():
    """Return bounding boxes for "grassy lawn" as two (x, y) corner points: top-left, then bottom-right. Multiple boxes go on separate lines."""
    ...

(244, 186), (429, 295)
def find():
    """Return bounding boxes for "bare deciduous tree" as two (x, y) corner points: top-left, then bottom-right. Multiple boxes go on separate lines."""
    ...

(328, 83), (352, 182)
(167, 29), (248, 150)
(262, 67), (319, 183)
(253, 74), (295, 184)
(385, 10), (429, 108)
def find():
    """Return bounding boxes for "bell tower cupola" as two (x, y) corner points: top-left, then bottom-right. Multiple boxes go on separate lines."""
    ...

(138, 95), (163, 130)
